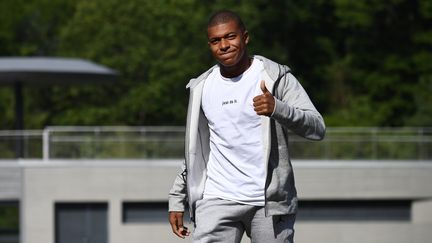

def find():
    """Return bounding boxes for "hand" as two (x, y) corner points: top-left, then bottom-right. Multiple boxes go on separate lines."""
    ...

(253, 80), (275, 116)
(169, 211), (190, 238)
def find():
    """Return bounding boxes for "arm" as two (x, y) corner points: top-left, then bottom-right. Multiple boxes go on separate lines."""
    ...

(168, 161), (190, 238)
(253, 74), (325, 140)
(272, 73), (325, 140)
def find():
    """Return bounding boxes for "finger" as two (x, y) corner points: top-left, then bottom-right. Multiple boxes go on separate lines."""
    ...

(173, 225), (185, 238)
(253, 99), (265, 108)
(254, 92), (272, 102)
(181, 226), (191, 236)
(176, 225), (190, 238)
(253, 96), (273, 106)
(253, 93), (268, 102)
(260, 80), (270, 94)
(254, 104), (270, 112)
(254, 103), (273, 116)
(252, 97), (261, 105)
(255, 108), (270, 116)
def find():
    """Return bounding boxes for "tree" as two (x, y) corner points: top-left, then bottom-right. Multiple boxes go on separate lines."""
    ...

(0, 0), (430, 128)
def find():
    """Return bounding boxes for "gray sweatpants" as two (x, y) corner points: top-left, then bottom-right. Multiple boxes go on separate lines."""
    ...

(193, 198), (295, 243)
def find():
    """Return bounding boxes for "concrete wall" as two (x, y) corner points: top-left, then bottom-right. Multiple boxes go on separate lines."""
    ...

(20, 160), (184, 243)
(293, 161), (432, 243)
(14, 160), (432, 243)
(0, 162), (21, 200)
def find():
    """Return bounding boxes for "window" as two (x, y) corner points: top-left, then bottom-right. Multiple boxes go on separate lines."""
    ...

(123, 202), (191, 223)
(0, 201), (19, 243)
(55, 202), (108, 243)
(297, 200), (411, 221)
(123, 202), (168, 223)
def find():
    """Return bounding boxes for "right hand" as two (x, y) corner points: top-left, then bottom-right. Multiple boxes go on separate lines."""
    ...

(169, 211), (190, 238)
(253, 80), (275, 117)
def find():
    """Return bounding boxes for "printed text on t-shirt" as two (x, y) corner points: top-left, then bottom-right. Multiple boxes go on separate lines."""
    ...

(222, 99), (238, 106)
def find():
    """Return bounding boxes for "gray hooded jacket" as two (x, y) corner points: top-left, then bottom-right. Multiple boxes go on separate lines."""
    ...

(169, 55), (325, 220)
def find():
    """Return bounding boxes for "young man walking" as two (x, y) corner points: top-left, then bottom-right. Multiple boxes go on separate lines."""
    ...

(169, 10), (325, 243)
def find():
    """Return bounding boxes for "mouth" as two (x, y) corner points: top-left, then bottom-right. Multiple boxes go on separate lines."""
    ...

(219, 51), (236, 58)
(219, 51), (234, 56)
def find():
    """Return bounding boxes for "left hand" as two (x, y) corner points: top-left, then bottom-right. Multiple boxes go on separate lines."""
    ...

(253, 80), (275, 116)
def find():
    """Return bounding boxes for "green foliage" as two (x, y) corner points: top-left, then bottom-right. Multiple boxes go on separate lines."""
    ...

(0, 0), (431, 128)
(45, 0), (211, 126)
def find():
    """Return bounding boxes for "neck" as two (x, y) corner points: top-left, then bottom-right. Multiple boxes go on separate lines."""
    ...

(220, 54), (252, 78)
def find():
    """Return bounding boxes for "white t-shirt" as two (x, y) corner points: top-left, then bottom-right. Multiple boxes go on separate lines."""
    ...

(201, 58), (266, 206)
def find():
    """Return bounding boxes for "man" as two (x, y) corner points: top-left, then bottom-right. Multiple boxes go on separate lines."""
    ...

(169, 10), (325, 243)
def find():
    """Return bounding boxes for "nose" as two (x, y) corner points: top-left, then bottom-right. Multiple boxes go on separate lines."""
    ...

(220, 38), (229, 51)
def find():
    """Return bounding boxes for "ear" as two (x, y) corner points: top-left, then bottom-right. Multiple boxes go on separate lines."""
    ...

(243, 30), (249, 44)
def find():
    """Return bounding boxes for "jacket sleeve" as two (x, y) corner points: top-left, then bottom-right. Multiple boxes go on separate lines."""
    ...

(168, 161), (188, 212)
(271, 72), (325, 140)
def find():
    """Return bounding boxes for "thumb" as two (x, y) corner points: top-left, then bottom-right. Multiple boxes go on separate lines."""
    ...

(260, 80), (270, 94)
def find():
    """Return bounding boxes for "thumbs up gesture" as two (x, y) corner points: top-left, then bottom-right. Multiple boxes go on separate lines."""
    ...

(253, 80), (275, 116)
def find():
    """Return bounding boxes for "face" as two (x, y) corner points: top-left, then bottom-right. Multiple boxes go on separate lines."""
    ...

(207, 20), (249, 68)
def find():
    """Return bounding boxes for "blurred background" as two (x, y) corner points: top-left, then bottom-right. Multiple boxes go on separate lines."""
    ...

(0, 0), (431, 243)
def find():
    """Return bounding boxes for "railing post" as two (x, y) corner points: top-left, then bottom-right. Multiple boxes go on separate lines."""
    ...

(14, 82), (24, 158)
(43, 128), (50, 161)
(372, 128), (378, 159)
(418, 127), (424, 160)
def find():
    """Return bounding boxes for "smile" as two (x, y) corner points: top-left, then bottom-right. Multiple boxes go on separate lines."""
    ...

(220, 51), (236, 57)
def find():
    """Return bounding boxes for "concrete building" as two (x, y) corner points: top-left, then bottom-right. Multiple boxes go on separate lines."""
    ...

(1, 159), (432, 243)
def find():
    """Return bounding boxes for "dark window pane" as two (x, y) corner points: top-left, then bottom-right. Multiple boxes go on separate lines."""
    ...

(55, 203), (108, 243)
(297, 200), (411, 221)
(123, 202), (190, 223)
(0, 201), (19, 243)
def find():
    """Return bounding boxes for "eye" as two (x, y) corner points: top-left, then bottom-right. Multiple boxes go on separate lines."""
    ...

(209, 39), (220, 45)
(226, 34), (236, 40)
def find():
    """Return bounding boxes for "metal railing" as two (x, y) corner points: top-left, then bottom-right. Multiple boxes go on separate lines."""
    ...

(0, 130), (43, 159)
(43, 126), (185, 160)
(0, 126), (431, 160)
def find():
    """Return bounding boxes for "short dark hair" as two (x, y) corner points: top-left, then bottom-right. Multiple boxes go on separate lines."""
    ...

(207, 10), (246, 31)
